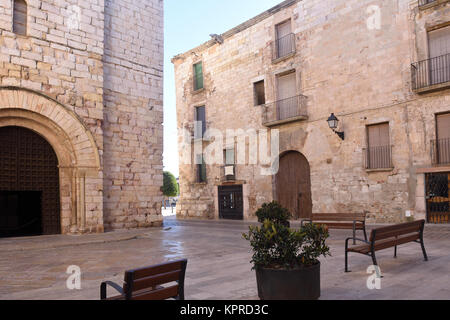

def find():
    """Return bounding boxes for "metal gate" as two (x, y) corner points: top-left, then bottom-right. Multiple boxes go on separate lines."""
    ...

(425, 172), (450, 224)
(218, 185), (243, 220)
(0, 126), (60, 236)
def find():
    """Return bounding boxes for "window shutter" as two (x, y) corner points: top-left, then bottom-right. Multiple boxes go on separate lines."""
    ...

(437, 113), (450, 140)
(428, 26), (450, 59)
(13, 0), (27, 36)
(194, 63), (203, 90)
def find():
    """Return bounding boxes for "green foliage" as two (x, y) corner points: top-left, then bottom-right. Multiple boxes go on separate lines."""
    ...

(243, 203), (330, 270)
(162, 171), (179, 197)
(255, 201), (291, 225)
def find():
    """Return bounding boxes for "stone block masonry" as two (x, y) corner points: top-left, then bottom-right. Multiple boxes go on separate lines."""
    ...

(0, 0), (164, 234)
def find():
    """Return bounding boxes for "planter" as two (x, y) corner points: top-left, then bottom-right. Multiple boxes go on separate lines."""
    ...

(255, 262), (320, 300)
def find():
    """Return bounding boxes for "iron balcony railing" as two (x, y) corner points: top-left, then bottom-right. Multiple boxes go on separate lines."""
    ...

(272, 33), (296, 60)
(431, 138), (450, 165)
(418, 0), (437, 7)
(263, 95), (307, 125)
(411, 53), (450, 91)
(363, 145), (393, 170)
(222, 164), (236, 181)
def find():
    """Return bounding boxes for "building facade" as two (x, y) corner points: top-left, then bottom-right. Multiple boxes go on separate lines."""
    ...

(173, 0), (450, 224)
(0, 0), (164, 236)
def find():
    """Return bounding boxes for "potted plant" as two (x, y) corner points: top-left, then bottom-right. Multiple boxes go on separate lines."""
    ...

(243, 201), (330, 300)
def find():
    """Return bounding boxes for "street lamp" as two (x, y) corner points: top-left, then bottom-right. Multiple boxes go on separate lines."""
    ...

(327, 113), (345, 140)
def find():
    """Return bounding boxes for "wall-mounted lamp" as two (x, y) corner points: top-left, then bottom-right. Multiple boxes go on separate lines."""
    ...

(327, 113), (345, 140)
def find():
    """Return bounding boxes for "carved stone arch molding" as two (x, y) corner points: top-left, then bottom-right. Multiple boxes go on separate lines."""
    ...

(0, 86), (103, 234)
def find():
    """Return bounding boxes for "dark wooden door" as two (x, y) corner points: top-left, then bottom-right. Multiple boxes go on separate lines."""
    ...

(276, 151), (312, 219)
(0, 126), (60, 236)
(426, 173), (450, 224)
(218, 185), (243, 220)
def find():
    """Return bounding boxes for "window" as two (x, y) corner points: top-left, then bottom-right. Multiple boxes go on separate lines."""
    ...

(428, 26), (450, 86)
(196, 155), (207, 183)
(435, 113), (450, 164)
(274, 20), (295, 60)
(223, 148), (235, 181)
(365, 123), (392, 169)
(194, 106), (206, 139)
(253, 80), (265, 106)
(276, 72), (297, 120)
(193, 62), (204, 91)
(13, 0), (27, 36)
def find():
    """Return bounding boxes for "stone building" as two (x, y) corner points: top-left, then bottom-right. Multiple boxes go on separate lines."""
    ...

(173, 0), (450, 224)
(0, 0), (164, 236)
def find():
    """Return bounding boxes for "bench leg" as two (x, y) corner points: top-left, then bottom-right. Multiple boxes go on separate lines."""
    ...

(363, 227), (368, 242)
(420, 237), (428, 262)
(371, 251), (378, 267)
(394, 245), (397, 258)
(345, 250), (350, 273)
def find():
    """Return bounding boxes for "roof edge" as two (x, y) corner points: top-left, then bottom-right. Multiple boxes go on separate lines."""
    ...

(171, 0), (301, 63)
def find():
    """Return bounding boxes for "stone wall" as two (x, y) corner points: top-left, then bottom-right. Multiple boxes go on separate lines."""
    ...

(0, 0), (163, 233)
(173, 0), (450, 223)
(102, 0), (164, 229)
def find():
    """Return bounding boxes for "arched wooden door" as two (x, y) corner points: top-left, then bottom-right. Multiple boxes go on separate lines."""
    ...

(276, 151), (312, 220)
(0, 126), (60, 237)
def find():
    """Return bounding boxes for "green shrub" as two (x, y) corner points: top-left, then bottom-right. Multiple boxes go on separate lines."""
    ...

(243, 202), (330, 270)
(255, 201), (291, 225)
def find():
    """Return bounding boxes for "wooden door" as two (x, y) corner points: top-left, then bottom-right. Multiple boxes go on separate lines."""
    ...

(0, 126), (60, 236)
(218, 185), (243, 220)
(276, 152), (312, 219)
(277, 72), (297, 120)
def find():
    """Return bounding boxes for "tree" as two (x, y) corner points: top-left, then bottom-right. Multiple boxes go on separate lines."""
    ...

(162, 171), (179, 197)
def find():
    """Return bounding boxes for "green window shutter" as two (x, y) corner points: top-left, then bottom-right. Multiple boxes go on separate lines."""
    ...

(194, 63), (203, 90)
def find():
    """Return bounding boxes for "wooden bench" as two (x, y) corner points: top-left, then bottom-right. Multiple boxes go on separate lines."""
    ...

(100, 259), (187, 300)
(301, 213), (368, 244)
(345, 220), (428, 272)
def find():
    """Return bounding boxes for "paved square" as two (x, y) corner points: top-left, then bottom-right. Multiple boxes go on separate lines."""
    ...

(0, 217), (449, 300)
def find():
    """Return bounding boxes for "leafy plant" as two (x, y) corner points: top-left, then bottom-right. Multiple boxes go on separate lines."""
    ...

(255, 201), (291, 225)
(162, 171), (179, 197)
(243, 202), (330, 270)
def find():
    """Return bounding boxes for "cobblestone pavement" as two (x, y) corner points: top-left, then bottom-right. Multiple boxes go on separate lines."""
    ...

(0, 217), (449, 300)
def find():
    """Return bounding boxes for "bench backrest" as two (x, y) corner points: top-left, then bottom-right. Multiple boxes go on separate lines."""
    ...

(370, 220), (425, 242)
(311, 213), (366, 222)
(123, 259), (187, 300)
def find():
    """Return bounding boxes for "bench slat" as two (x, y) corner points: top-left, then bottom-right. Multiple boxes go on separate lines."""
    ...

(132, 270), (181, 292)
(132, 284), (179, 300)
(130, 260), (185, 279)
(313, 222), (365, 229)
(348, 233), (421, 254)
(371, 221), (423, 241)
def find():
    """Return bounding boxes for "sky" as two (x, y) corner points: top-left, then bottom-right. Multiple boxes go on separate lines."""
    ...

(163, 0), (284, 177)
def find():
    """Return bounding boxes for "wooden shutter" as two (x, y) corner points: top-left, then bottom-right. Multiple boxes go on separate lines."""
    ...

(436, 113), (450, 164)
(429, 26), (450, 58)
(13, 0), (27, 36)
(193, 62), (203, 90)
(254, 81), (265, 106)
(276, 20), (291, 40)
(277, 72), (297, 120)
(195, 106), (206, 138)
(367, 123), (391, 169)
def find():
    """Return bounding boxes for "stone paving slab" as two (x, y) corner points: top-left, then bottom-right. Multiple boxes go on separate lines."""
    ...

(0, 217), (449, 300)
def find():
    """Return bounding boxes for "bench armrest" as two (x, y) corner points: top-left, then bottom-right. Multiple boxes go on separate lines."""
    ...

(100, 281), (124, 300)
(345, 237), (370, 247)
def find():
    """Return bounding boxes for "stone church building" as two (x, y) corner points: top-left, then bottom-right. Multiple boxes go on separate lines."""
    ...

(0, 0), (164, 236)
(173, 0), (450, 224)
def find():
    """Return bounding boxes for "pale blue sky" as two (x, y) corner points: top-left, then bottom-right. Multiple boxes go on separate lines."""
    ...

(163, 0), (284, 177)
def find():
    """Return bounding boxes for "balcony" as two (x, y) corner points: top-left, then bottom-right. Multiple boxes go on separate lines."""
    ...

(431, 138), (450, 165)
(272, 33), (296, 62)
(418, 0), (437, 7)
(222, 165), (236, 181)
(363, 145), (394, 170)
(412, 53), (450, 93)
(262, 95), (308, 127)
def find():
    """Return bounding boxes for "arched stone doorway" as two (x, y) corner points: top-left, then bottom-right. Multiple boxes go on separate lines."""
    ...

(0, 126), (60, 237)
(0, 87), (103, 235)
(276, 151), (312, 219)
